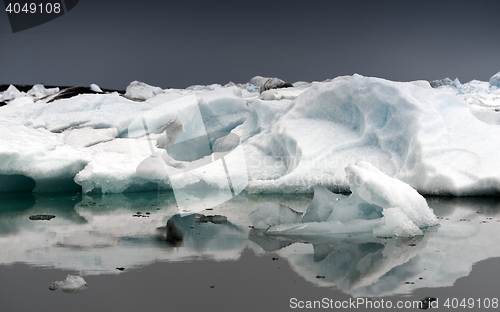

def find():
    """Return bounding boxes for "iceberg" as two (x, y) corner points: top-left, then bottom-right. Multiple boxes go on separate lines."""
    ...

(245, 75), (500, 195)
(0, 74), (499, 196)
(250, 161), (438, 238)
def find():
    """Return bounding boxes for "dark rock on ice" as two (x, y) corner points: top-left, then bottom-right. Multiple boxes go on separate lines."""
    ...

(208, 215), (227, 224)
(46, 86), (102, 103)
(250, 76), (293, 93)
(29, 214), (56, 221)
(41, 85), (126, 103)
(260, 78), (293, 93)
(429, 78), (453, 88)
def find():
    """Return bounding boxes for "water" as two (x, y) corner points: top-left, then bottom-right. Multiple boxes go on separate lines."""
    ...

(0, 192), (499, 311)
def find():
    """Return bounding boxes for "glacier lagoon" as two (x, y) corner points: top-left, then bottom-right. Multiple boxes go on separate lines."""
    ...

(1, 73), (500, 310)
(1, 191), (500, 311)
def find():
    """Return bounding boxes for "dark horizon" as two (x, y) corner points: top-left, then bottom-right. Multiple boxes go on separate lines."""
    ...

(1, 0), (500, 90)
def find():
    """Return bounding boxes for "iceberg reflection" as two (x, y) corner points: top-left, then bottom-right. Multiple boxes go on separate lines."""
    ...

(0, 193), (499, 297)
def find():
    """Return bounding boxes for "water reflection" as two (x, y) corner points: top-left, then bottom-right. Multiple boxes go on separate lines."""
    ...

(0, 192), (499, 297)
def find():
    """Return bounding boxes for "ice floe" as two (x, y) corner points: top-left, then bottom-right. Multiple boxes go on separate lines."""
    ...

(49, 275), (87, 293)
(250, 161), (439, 238)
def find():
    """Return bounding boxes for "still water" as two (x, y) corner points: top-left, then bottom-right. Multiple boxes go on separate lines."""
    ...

(0, 191), (499, 311)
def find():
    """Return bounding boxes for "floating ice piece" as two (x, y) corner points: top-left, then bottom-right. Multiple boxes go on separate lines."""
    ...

(0, 85), (23, 102)
(27, 84), (60, 99)
(490, 71), (500, 88)
(250, 161), (439, 238)
(49, 275), (87, 293)
(90, 83), (103, 93)
(250, 76), (293, 93)
(125, 81), (164, 100)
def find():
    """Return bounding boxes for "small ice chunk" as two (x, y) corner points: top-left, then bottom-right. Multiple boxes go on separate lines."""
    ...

(0, 85), (23, 102)
(49, 275), (87, 293)
(249, 203), (302, 229)
(27, 84), (60, 99)
(345, 161), (438, 230)
(490, 71), (500, 89)
(90, 83), (103, 93)
(249, 161), (438, 238)
(125, 81), (164, 100)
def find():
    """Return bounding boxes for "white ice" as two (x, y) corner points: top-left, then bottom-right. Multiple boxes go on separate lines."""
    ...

(49, 275), (87, 293)
(1, 73), (500, 196)
(125, 80), (164, 100)
(250, 161), (438, 238)
(490, 71), (500, 89)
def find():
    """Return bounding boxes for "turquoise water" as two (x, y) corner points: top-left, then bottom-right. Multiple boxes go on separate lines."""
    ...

(1, 192), (499, 310)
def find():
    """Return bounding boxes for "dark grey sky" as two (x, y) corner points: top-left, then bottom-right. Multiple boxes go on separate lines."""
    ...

(1, 0), (500, 90)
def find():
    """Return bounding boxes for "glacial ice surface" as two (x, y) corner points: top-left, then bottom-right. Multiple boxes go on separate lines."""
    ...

(1, 73), (500, 195)
(250, 161), (439, 238)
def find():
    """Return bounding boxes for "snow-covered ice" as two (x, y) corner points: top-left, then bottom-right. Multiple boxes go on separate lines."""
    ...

(125, 80), (164, 100)
(1, 72), (500, 196)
